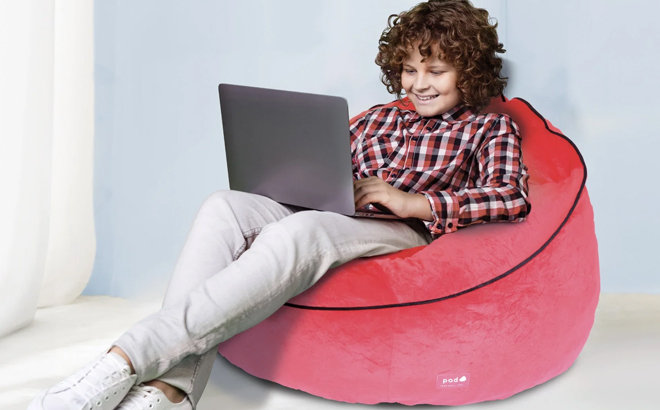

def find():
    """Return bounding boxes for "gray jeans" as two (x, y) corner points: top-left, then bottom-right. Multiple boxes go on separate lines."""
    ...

(111, 189), (433, 409)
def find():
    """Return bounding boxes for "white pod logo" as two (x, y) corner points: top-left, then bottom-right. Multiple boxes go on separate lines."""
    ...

(436, 373), (470, 390)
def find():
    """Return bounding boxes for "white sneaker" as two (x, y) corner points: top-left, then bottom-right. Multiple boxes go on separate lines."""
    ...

(27, 351), (137, 410)
(116, 383), (193, 410)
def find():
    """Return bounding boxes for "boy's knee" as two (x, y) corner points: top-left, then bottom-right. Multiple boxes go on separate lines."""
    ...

(197, 189), (245, 219)
(203, 189), (251, 208)
(203, 189), (227, 203)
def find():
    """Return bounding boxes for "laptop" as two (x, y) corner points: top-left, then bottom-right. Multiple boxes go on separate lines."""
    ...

(218, 83), (419, 221)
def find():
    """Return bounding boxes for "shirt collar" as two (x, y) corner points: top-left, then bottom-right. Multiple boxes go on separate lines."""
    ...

(439, 103), (477, 122)
(399, 97), (477, 123)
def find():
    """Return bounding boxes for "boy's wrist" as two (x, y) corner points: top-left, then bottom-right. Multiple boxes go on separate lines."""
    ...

(406, 193), (434, 221)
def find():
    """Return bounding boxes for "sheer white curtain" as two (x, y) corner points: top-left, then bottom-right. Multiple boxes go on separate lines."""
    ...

(0, 0), (95, 338)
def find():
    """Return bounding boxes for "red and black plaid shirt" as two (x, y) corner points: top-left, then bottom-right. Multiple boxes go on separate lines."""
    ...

(350, 98), (532, 241)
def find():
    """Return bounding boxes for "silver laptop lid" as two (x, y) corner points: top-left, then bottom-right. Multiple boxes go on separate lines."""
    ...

(218, 83), (356, 216)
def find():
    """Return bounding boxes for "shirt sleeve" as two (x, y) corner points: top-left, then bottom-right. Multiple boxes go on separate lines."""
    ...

(420, 114), (532, 237)
(349, 112), (368, 177)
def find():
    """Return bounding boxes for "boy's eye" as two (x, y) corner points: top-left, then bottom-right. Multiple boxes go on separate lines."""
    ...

(404, 69), (415, 74)
(431, 71), (444, 75)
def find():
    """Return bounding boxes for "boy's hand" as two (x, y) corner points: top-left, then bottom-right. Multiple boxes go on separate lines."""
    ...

(353, 176), (414, 218)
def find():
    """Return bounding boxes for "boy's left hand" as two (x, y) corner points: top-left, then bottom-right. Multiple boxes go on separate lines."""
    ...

(353, 176), (414, 218)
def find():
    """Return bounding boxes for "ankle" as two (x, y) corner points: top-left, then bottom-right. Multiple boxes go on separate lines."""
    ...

(107, 346), (136, 375)
(143, 380), (187, 404)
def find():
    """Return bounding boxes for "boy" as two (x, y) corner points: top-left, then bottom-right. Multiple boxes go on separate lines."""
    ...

(353, 0), (531, 241)
(29, 1), (530, 409)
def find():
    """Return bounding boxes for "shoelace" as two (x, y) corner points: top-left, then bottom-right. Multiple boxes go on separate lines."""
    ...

(117, 384), (163, 409)
(58, 353), (132, 407)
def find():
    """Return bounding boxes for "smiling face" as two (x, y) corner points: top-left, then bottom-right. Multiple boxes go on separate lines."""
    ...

(400, 45), (462, 117)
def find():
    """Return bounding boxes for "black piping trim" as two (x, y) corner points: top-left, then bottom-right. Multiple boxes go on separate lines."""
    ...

(284, 97), (588, 311)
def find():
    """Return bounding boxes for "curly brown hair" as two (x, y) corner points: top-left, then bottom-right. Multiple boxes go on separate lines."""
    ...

(375, 0), (507, 113)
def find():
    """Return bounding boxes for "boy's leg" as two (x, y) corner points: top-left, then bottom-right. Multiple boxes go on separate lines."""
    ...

(111, 206), (432, 409)
(111, 189), (301, 406)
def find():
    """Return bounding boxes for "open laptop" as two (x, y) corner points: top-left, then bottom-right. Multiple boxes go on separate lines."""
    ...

(218, 83), (418, 221)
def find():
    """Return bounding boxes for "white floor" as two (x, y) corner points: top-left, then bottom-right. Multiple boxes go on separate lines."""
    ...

(1, 293), (658, 410)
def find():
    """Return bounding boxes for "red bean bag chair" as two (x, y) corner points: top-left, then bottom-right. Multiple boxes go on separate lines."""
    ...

(217, 95), (600, 405)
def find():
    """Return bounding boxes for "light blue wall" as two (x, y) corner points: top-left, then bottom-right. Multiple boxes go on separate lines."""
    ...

(86, 0), (659, 299)
(504, 0), (660, 293)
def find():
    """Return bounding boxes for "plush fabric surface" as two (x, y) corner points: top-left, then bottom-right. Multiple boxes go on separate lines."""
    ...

(217, 96), (600, 405)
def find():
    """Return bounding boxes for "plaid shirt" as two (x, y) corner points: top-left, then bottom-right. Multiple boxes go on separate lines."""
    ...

(350, 98), (532, 241)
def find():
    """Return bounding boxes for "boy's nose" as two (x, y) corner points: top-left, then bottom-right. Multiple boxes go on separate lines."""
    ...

(414, 74), (430, 90)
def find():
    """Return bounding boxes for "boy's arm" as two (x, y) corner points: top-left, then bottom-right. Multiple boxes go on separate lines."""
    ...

(407, 114), (532, 236)
(406, 194), (434, 221)
(349, 112), (368, 177)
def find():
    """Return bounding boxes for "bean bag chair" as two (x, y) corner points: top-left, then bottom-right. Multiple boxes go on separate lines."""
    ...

(217, 95), (600, 405)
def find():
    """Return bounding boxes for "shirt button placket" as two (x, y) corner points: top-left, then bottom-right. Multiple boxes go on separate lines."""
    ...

(407, 123), (422, 169)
